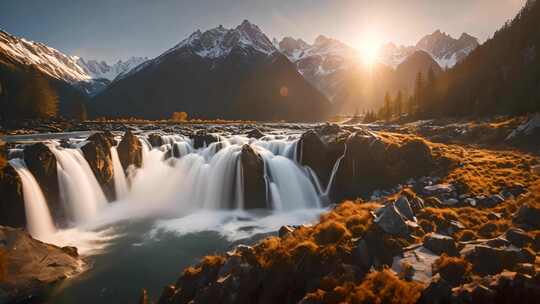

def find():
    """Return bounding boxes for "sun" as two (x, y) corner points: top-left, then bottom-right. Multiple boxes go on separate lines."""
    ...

(357, 32), (382, 66)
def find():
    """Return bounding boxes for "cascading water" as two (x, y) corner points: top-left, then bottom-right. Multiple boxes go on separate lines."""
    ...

(110, 147), (129, 199)
(49, 143), (108, 224)
(9, 158), (56, 239)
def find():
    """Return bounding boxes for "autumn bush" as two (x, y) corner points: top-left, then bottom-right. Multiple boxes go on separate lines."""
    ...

(432, 254), (472, 286)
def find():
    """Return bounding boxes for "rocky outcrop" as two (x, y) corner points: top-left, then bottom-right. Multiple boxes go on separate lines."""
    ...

(148, 133), (163, 147)
(0, 226), (84, 303)
(0, 165), (26, 229)
(23, 143), (63, 222)
(81, 132), (116, 201)
(246, 129), (264, 139)
(513, 203), (540, 230)
(239, 145), (267, 209)
(332, 132), (434, 202)
(192, 131), (219, 149)
(117, 130), (143, 172)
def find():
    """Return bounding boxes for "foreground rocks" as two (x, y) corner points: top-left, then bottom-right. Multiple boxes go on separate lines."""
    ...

(0, 226), (85, 303)
(0, 164), (25, 229)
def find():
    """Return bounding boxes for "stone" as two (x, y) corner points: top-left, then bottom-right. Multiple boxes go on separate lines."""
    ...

(373, 202), (417, 236)
(505, 227), (532, 248)
(394, 196), (415, 221)
(0, 164), (26, 228)
(478, 194), (505, 208)
(391, 246), (439, 284)
(81, 132), (115, 201)
(148, 133), (163, 147)
(513, 203), (540, 230)
(423, 233), (458, 256)
(0, 226), (84, 303)
(240, 145), (267, 209)
(192, 131), (218, 149)
(117, 130), (143, 172)
(423, 184), (454, 196)
(278, 225), (295, 238)
(417, 276), (453, 304)
(246, 128), (264, 139)
(461, 244), (533, 275)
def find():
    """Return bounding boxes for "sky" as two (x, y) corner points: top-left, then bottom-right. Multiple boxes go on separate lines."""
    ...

(0, 0), (527, 63)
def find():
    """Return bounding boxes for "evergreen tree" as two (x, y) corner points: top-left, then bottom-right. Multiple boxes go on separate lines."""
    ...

(394, 90), (403, 116)
(17, 68), (58, 119)
(413, 71), (424, 117)
(384, 92), (392, 121)
(72, 100), (88, 121)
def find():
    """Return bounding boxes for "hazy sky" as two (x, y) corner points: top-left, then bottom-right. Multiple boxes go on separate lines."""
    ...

(0, 0), (526, 62)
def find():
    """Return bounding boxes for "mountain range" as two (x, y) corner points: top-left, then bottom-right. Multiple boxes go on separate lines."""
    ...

(0, 22), (480, 120)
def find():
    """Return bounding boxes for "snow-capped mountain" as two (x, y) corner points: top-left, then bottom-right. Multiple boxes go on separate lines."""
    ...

(0, 30), (91, 83)
(92, 20), (330, 121)
(76, 56), (148, 80)
(380, 30), (479, 68)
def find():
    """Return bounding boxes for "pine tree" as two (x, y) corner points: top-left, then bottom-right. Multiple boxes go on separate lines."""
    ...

(394, 90), (403, 116)
(384, 92), (392, 121)
(17, 69), (58, 119)
(72, 100), (87, 121)
(414, 72), (424, 117)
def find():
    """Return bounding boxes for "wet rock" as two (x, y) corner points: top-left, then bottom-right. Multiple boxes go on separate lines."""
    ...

(505, 228), (533, 248)
(297, 131), (331, 184)
(278, 225), (295, 238)
(0, 226), (84, 303)
(0, 165), (26, 228)
(148, 133), (163, 147)
(246, 128), (264, 139)
(513, 203), (540, 230)
(23, 143), (63, 221)
(117, 130), (143, 172)
(81, 132), (115, 201)
(423, 233), (458, 256)
(192, 131), (218, 149)
(240, 145), (267, 209)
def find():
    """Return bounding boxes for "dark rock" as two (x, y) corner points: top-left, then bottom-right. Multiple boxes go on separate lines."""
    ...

(81, 132), (115, 201)
(148, 133), (163, 147)
(423, 233), (458, 256)
(0, 226), (84, 303)
(0, 165), (26, 228)
(117, 130), (143, 172)
(418, 277), (453, 304)
(246, 128), (264, 139)
(478, 194), (505, 208)
(513, 203), (540, 230)
(394, 196), (415, 221)
(317, 123), (341, 135)
(461, 244), (533, 275)
(278, 225), (295, 238)
(240, 145), (267, 209)
(61, 246), (79, 258)
(192, 131), (218, 149)
(505, 227), (533, 248)
(297, 131), (330, 183)
(23, 143), (63, 222)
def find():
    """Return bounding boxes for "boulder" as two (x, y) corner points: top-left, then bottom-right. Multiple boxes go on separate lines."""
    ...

(278, 225), (295, 238)
(148, 133), (163, 147)
(505, 228), (532, 248)
(23, 143), (63, 222)
(461, 244), (534, 275)
(240, 145), (267, 209)
(297, 131), (330, 183)
(373, 200), (417, 236)
(117, 130), (143, 172)
(478, 194), (505, 208)
(246, 128), (264, 139)
(0, 226), (84, 303)
(513, 203), (540, 230)
(192, 131), (219, 149)
(423, 233), (458, 256)
(81, 132), (115, 201)
(417, 276), (453, 304)
(391, 246), (440, 284)
(0, 165), (26, 228)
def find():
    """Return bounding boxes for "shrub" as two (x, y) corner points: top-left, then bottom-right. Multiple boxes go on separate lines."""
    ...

(314, 221), (351, 245)
(351, 270), (424, 304)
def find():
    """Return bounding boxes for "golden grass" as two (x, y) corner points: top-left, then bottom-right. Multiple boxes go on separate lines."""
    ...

(432, 254), (472, 286)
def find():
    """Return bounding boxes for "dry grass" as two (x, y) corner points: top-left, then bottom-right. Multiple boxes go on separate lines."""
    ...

(432, 254), (472, 286)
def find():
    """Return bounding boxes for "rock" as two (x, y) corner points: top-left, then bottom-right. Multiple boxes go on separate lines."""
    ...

(423, 184), (454, 196)
(81, 132), (115, 201)
(423, 233), (458, 256)
(278, 225), (295, 238)
(478, 194), (505, 208)
(61, 246), (79, 258)
(442, 198), (459, 206)
(505, 228), (532, 248)
(148, 133), (163, 147)
(246, 128), (264, 139)
(391, 246), (439, 284)
(513, 203), (540, 230)
(461, 244), (534, 275)
(464, 197), (477, 206)
(394, 196), (415, 221)
(503, 183), (527, 198)
(417, 276), (453, 304)
(23, 143), (63, 222)
(0, 226), (84, 303)
(117, 130), (143, 172)
(373, 201), (417, 236)
(297, 131), (330, 184)
(240, 145), (267, 209)
(0, 164), (26, 228)
(192, 131), (218, 149)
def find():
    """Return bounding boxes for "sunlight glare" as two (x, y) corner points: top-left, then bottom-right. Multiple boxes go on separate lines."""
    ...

(357, 31), (382, 66)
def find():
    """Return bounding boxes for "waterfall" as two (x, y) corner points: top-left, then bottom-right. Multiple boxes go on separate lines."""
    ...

(49, 144), (108, 224)
(9, 158), (56, 239)
(110, 147), (129, 199)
